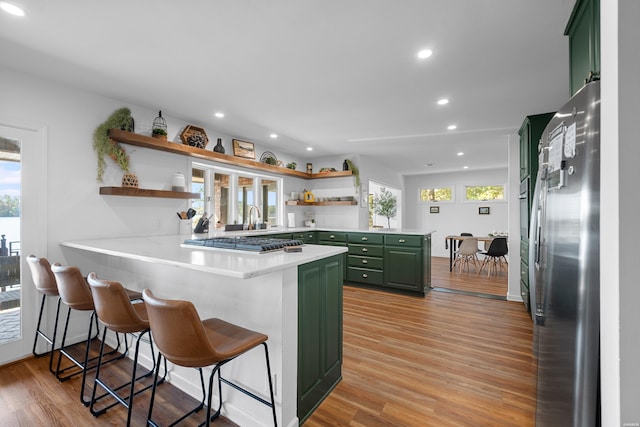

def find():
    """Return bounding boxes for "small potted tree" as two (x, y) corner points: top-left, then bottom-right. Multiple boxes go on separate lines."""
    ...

(373, 187), (397, 229)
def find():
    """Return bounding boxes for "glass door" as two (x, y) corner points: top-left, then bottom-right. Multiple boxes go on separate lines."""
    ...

(0, 135), (21, 346)
(0, 124), (45, 365)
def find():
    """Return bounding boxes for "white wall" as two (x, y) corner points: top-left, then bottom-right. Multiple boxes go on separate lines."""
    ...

(403, 168), (509, 257)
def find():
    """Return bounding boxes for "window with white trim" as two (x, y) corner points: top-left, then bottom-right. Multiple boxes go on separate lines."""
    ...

(192, 162), (283, 227)
(464, 184), (505, 202)
(419, 186), (453, 203)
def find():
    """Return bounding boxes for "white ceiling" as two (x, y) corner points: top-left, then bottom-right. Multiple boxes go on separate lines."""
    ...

(0, 0), (575, 175)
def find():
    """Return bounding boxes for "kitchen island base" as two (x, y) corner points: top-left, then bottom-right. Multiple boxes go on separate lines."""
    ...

(61, 236), (347, 427)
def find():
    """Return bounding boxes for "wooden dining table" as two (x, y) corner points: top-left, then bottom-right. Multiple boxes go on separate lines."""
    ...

(444, 235), (496, 272)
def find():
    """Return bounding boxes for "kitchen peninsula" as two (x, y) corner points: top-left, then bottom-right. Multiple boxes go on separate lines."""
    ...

(60, 233), (347, 427)
(59, 227), (432, 426)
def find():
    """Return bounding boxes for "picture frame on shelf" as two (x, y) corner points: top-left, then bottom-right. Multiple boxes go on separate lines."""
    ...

(430, 206), (439, 214)
(232, 139), (255, 159)
(479, 206), (490, 215)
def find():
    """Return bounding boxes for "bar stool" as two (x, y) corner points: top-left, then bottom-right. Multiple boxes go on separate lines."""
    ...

(51, 263), (141, 405)
(26, 255), (61, 374)
(87, 272), (162, 427)
(142, 289), (277, 427)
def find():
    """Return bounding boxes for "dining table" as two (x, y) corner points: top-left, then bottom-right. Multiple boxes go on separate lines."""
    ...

(444, 235), (497, 272)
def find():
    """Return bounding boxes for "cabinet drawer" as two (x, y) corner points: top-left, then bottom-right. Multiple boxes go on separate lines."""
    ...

(520, 280), (530, 312)
(347, 267), (384, 285)
(347, 233), (384, 245)
(348, 255), (383, 270)
(292, 232), (317, 244)
(520, 240), (529, 263)
(348, 244), (383, 257)
(317, 231), (347, 243)
(520, 260), (529, 287)
(384, 234), (422, 247)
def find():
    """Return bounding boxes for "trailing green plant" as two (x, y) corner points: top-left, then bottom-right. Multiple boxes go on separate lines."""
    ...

(152, 128), (168, 136)
(373, 187), (397, 228)
(286, 162), (297, 170)
(344, 159), (360, 191)
(93, 107), (133, 182)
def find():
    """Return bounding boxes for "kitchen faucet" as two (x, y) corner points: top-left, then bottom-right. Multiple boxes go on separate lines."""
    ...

(248, 205), (261, 229)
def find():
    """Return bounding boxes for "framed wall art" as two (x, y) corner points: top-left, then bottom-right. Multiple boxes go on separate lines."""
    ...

(232, 139), (255, 159)
(430, 206), (440, 214)
(478, 206), (490, 215)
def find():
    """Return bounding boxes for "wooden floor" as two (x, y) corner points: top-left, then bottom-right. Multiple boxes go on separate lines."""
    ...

(0, 256), (535, 426)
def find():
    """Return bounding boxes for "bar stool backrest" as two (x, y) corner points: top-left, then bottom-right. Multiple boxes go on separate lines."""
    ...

(142, 289), (220, 368)
(51, 264), (94, 311)
(87, 272), (149, 334)
(26, 255), (58, 296)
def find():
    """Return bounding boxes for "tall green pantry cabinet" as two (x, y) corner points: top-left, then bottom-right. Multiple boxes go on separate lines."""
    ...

(519, 113), (554, 313)
(297, 254), (343, 424)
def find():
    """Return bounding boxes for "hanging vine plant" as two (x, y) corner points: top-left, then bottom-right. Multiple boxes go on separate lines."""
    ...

(93, 107), (133, 182)
(344, 159), (360, 192)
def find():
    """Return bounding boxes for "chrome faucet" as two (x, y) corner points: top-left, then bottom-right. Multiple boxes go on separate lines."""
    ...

(248, 205), (261, 229)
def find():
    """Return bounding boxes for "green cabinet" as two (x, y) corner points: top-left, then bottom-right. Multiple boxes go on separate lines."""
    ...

(297, 254), (343, 424)
(346, 233), (384, 286)
(519, 114), (552, 313)
(565, 0), (600, 96)
(519, 113), (554, 185)
(384, 234), (429, 293)
(317, 231), (347, 246)
(292, 231), (317, 244)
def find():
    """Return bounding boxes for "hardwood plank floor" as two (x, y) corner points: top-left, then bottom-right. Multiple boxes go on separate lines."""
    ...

(431, 255), (508, 297)
(0, 256), (534, 426)
(305, 257), (534, 427)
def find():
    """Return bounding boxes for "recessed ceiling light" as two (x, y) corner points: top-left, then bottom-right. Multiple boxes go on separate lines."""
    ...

(437, 98), (449, 105)
(457, 152), (464, 156)
(463, 166), (469, 169)
(214, 112), (224, 118)
(448, 125), (457, 130)
(306, 147), (313, 151)
(0, 1), (25, 16)
(417, 49), (433, 59)
(270, 133), (278, 139)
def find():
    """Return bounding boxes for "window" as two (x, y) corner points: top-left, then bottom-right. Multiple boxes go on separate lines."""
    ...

(465, 185), (505, 201)
(419, 187), (453, 203)
(192, 163), (283, 227)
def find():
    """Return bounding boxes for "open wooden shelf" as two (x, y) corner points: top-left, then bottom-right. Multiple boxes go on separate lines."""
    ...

(286, 200), (357, 206)
(108, 129), (353, 180)
(99, 187), (201, 199)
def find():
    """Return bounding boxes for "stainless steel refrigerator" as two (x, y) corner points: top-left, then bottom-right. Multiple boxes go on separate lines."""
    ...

(529, 79), (600, 426)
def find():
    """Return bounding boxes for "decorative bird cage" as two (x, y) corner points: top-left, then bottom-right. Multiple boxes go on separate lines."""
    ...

(152, 110), (167, 133)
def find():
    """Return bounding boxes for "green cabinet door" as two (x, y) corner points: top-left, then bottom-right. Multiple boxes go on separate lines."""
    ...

(297, 255), (343, 423)
(384, 247), (423, 292)
(565, 0), (600, 96)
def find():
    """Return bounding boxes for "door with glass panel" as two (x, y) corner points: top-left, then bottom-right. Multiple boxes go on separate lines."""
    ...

(0, 124), (44, 364)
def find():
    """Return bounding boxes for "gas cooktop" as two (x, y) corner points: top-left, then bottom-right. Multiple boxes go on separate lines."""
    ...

(182, 237), (304, 253)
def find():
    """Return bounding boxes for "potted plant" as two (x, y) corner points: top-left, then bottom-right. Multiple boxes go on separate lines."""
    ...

(152, 128), (168, 140)
(286, 162), (297, 170)
(344, 159), (360, 192)
(93, 107), (133, 183)
(373, 187), (397, 229)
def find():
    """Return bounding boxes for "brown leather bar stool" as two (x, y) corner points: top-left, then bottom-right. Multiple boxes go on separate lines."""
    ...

(142, 289), (277, 427)
(51, 263), (141, 405)
(87, 272), (163, 427)
(26, 255), (62, 374)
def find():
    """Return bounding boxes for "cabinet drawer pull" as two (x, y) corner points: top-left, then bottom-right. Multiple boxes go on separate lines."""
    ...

(398, 239), (406, 243)
(362, 248), (368, 252)
(361, 237), (368, 241)
(330, 235), (335, 239)
(362, 260), (368, 264)
(362, 274), (368, 278)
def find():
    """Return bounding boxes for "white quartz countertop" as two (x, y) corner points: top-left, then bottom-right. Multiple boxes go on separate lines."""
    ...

(60, 235), (347, 279)
(203, 226), (435, 238)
